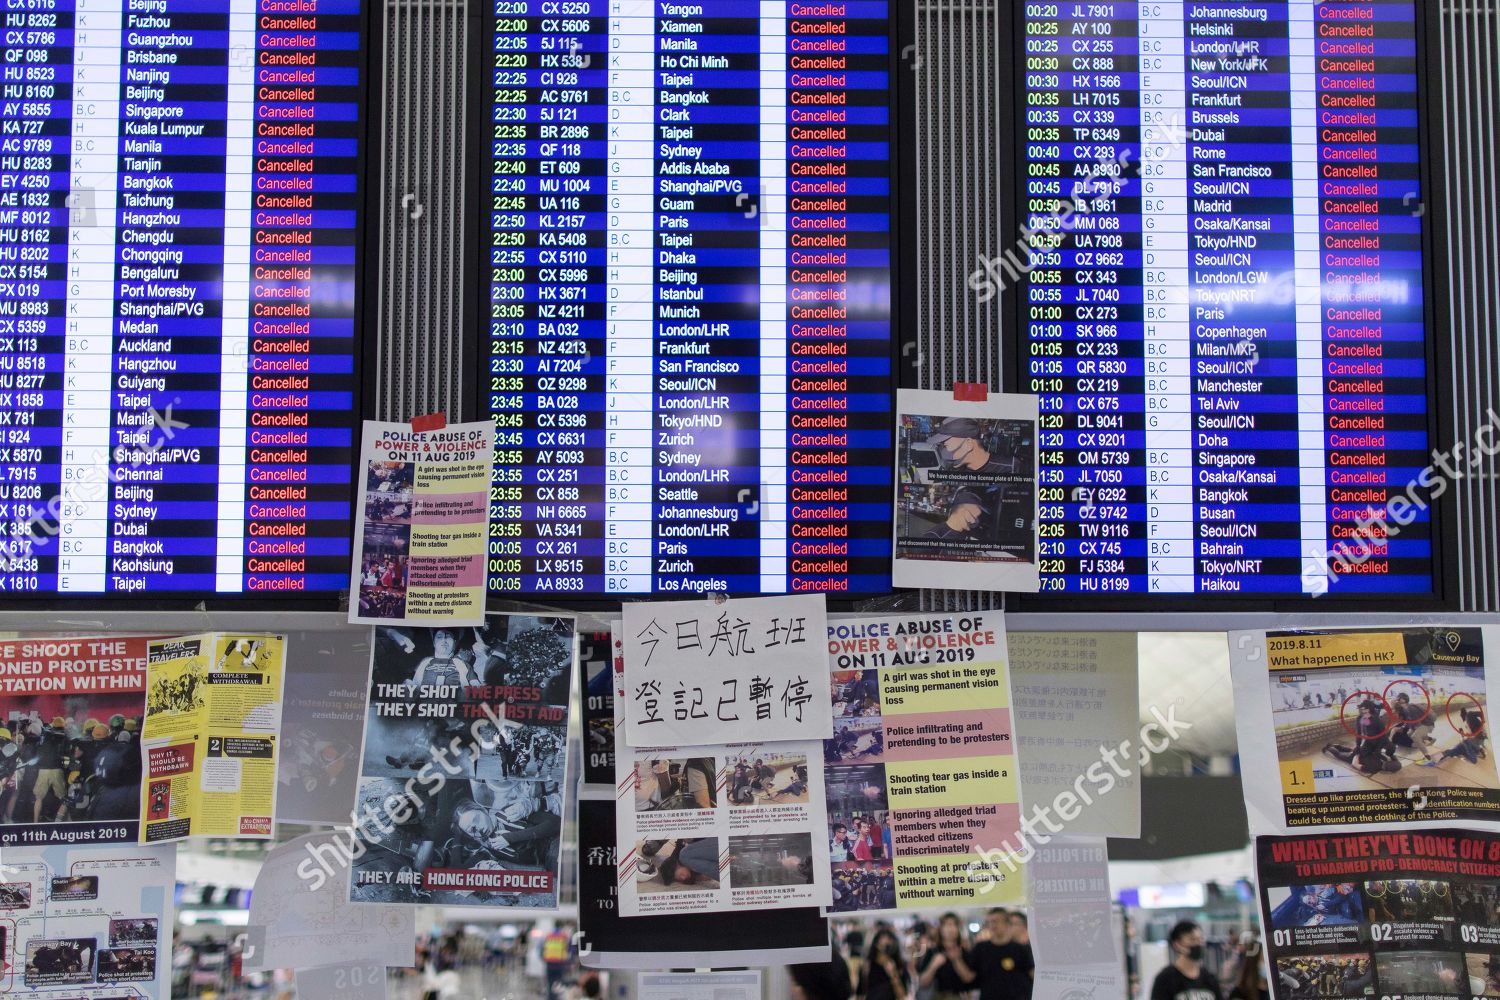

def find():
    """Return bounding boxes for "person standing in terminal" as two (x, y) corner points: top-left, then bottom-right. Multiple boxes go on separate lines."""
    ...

(1151, 921), (1222, 1000)
(972, 907), (1034, 1000)
(915, 913), (977, 1000)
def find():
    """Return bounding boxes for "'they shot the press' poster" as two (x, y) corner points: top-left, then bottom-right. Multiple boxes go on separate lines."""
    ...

(1233, 626), (1500, 835)
(349, 617), (573, 908)
(823, 614), (1024, 912)
(1255, 828), (1500, 1000)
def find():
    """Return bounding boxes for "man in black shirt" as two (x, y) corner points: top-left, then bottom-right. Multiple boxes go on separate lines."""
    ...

(1151, 921), (1221, 1000)
(972, 907), (1035, 1000)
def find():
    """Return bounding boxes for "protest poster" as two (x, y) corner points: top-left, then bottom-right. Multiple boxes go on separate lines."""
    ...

(349, 419), (495, 626)
(1010, 631), (1142, 838)
(611, 624), (832, 915)
(823, 613), (1025, 912)
(348, 616), (572, 908)
(577, 794), (830, 970)
(892, 388), (1039, 592)
(579, 627), (616, 788)
(140, 634), (286, 842)
(621, 594), (830, 746)
(1232, 626), (1500, 835)
(274, 631), (370, 825)
(0, 840), (174, 1000)
(0, 636), (151, 845)
(244, 833), (414, 974)
(1029, 838), (1115, 968)
(1254, 827), (1500, 1000)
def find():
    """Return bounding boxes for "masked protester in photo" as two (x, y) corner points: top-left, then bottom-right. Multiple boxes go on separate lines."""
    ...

(1151, 920), (1222, 1000)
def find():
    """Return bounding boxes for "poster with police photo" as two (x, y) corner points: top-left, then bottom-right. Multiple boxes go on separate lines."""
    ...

(0, 636), (152, 846)
(893, 389), (1039, 592)
(348, 616), (574, 909)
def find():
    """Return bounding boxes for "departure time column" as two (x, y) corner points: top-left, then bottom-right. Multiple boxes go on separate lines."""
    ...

(1025, 2), (1147, 595)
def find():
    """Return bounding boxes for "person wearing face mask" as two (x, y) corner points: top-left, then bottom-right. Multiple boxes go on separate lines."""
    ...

(1151, 922), (1221, 1000)
(860, 927), (910, 1000)
(925, 487), (994, 542)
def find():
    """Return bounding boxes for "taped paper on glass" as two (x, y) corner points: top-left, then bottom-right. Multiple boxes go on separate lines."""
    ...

(611, 625), (831, 915)
(0, 841), (174, 1000)
(1254, 827), (1500, 1000)
(1010, 631), (1142, 838)
(1232, 625), (1500, 835)
(577, 793), (830, 970)
(244, 832), (414, 973)
(275, 631), (369, 825)
(0, 635), (153, 845)
(893, 388), (1039, 592)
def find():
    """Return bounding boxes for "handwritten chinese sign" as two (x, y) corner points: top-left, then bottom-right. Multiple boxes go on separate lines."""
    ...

(622, 595), (831, 746)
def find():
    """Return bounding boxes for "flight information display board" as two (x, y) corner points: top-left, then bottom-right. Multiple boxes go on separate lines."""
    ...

(1015, 0), (1440, 600)
(0, 0), (368, 599)
(480, 2), (900, 597)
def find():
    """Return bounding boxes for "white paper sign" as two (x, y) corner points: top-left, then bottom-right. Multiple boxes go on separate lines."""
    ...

(244, 833), (416, 973)
(622, 594), (831, 746)
(1033, 966), (1127, 1000)
(295, 962), (387, 1000)
(613, 626), (833, 917)
(1010, 631), (1142, 838)
(893, 388), (1039, 592)
(640, 971), (762, 1000)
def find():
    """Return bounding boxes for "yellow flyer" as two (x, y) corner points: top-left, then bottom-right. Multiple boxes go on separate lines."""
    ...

(140, 634), (286, 842)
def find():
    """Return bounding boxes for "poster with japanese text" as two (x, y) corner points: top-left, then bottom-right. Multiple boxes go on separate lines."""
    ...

(621, 595), (830, 746)
(1232, 626), (1500, 835)
(0, 636), (153, 846)
(1255, 828), (1500, 1000)
(893, 389), (1039, 592)
(823, 613), (1024, 912)
(348, 617), (572, 909)
(350, 420), (495, 626)
(1010, 631), (1142, 838)
(611, 625), (831, 915)
(140, 634), (286, 842)
(0, 841), (174, 1000)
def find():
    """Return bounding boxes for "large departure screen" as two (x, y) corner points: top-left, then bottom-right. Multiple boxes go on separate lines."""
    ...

(0, 1), (368, 598)
(1016, 1), (1439, 600)
(481, 3), (899, 597)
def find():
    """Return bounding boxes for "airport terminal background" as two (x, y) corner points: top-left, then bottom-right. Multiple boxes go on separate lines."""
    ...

(0, 0), (1499, 999)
